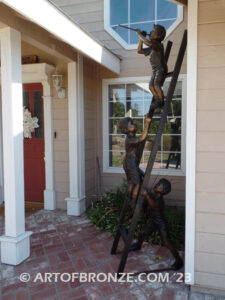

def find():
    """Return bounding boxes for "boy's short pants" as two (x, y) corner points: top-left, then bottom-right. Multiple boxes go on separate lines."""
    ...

(123, 158), (142, 185)
(149, 67), (166, 87)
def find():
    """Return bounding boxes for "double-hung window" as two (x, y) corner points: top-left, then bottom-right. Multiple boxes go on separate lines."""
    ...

(102, 76), (186, 176)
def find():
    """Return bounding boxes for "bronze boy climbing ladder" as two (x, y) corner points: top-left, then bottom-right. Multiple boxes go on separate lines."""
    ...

(111, 30), (187, 274)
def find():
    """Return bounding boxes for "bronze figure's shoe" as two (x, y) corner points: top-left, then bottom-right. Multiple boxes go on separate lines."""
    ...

(150, 99), (164, 110)
(171, 257), (183, 270)
(129, 242), (142, 252)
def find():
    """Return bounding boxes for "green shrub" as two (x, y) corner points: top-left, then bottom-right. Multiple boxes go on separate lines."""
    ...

(87, 180), (185, 250)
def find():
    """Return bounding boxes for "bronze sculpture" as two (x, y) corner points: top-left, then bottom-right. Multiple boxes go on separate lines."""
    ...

(111, 28), (187, 274)
(137, 24), (167, 110)
(130, 178), (183, 270)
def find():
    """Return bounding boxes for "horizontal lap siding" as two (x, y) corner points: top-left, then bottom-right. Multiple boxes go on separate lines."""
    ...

(53, 96), (69, 209)
(84, 58), (98, 207)
(195, 0), (225, 290)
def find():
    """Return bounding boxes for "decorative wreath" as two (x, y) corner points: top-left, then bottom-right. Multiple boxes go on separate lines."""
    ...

(23, 107), (39, 139)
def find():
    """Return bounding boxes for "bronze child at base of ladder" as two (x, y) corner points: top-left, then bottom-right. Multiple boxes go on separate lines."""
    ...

(130, 178), (184, 271)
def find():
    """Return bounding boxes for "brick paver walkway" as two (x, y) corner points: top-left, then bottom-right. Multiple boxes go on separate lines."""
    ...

(0, 209), (224, 300)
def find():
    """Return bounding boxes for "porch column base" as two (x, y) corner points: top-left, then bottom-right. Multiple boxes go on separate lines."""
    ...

(0, 231), (32, 265)
(44, 189), (56, 210)
(65, 197), (86, 216)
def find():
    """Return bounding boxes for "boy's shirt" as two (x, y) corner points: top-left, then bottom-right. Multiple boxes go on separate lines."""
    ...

(125, 135), (145, 165)
(148, 191), (165, 218)
(142, 41), (166, 70)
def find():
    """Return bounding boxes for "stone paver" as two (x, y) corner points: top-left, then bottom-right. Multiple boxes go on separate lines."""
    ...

(0, 209), (224, 299)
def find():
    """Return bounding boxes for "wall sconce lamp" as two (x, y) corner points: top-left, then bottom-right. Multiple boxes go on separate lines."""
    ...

(52, 73), (66, 99)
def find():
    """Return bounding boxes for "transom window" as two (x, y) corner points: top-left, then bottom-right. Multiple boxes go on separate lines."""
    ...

(102, 76), (186, 176)
(104, 0), (183, 50)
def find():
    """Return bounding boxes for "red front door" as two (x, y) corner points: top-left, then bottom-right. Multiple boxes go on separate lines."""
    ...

(23, 83), (45, 202)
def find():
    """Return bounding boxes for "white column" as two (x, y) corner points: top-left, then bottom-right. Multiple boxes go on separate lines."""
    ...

(0, 27), (32, 265)
(0, 89), (4, 205)
(42, 80), (56, 210)
(65, 54), (86, 216)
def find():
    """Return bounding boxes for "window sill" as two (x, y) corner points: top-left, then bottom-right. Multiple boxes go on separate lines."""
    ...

(103, 166), (185, 177)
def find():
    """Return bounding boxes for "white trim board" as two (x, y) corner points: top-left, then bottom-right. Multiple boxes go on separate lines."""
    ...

(185, 0), (198, 286)
(0, 0), (120, 74)
(102, 75), (187, 177)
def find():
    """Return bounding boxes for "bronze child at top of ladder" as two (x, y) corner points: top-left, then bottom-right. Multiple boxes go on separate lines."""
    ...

(137, 24), (168, 111)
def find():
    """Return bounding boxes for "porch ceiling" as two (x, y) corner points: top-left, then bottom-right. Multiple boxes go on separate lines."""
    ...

(0, 3), (77, 63)
(0, 0), (120, 74)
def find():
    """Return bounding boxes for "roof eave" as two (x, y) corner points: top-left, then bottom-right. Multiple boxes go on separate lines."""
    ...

(0, 0), (120, 74)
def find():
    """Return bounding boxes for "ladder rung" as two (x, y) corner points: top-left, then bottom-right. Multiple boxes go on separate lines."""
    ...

(166, 71), (174, 77)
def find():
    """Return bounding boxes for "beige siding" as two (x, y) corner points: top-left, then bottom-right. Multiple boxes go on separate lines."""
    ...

(195, 0), (225, 290)
(83, 58), (99, 206)
(53, 97), (69, 209)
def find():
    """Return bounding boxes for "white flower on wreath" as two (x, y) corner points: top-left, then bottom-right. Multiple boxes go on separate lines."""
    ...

(23, 107), (39, 139)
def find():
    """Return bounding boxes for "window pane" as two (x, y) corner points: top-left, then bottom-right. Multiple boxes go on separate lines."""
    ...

(130, 0), (155, 23)
(130, 22), (154, 44)
(110, 0), (128, 25)
(142, 151), (162, 169)
(110, 151), (125, 167)
(156, 19), (175, 31)
(131, 101), (144, 117)
(126, 83), (143, 100)
(110, 102), (126, 118)
(144, 100), (152, 115)
(162, 152), (181, 169)
(109, 119), (122, 134)
(111, 135), (126, 151)
(162, 135), (181, 151)
(145, 135), (161, 151)
(109, 84), (126, 101)
(168, 100), (181, 117)
(33, 90), (43, 139)
(133, 119), (143, 134)
(23, 91), (30, 109)
(151, 118), (160, 134)
(157, 0), (177, 20)
(112, 25), (129, 42)
(164, 118), (181, 134)
(164, 81), (182, 97)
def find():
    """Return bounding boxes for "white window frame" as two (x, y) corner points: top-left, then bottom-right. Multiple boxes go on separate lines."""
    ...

(102, 75), (187, 176)
(104, 0), (183, 50)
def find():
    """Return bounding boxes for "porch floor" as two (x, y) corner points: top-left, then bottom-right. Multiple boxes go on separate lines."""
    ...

(0, 209), (224, 300)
